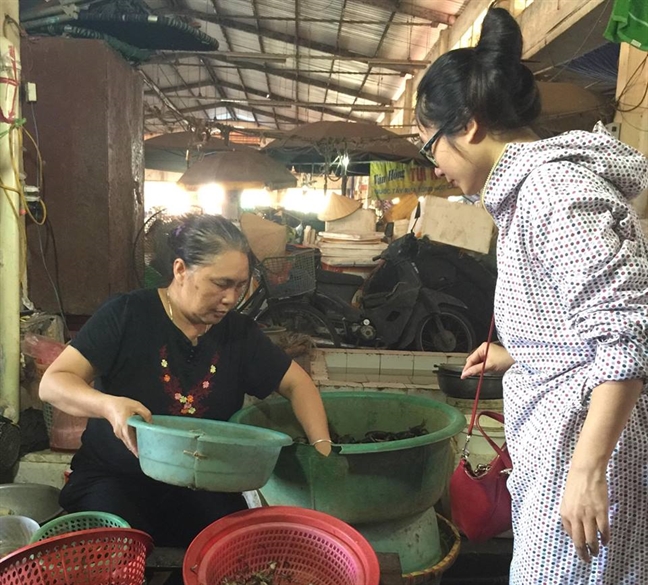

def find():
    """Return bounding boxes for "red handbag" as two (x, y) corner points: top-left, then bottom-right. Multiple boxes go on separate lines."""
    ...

(449, 317), (513, 542)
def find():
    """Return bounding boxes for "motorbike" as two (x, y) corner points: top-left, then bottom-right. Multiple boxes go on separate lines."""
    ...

(240, 233), (479, 353)
(313, 232), (478, 352)
(409, 235), (496, 342)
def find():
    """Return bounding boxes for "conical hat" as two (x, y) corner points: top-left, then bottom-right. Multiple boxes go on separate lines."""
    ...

(318, 192), (362, 221)
(240, 212), (288, 262)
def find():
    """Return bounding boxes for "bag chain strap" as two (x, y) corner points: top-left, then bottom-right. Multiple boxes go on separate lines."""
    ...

(460, 314), (496, 462)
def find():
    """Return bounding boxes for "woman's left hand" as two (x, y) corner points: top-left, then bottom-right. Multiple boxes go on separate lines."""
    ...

(560, 465), (610, 563)
(313, 440), (332, 457)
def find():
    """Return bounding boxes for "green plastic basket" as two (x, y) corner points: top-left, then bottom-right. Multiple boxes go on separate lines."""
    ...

(30, 511), (130, 543)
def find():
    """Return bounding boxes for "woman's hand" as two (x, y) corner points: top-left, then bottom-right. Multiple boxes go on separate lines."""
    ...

(312, 440), (332, 457)
(102, 396), (152, 458)
(461, 342), (514, 378)
(278, 362), (332, 457)
(560, 465), (610, 562)
(558, 381), (641, 563)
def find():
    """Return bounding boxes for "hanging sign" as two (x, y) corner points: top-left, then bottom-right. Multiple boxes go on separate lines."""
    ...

(369, 161), (462, 200)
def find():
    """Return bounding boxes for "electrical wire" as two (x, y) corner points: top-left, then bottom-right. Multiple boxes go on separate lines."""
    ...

(616, 54), (648, 114)
(21, 104), (69, 336)
(35, 222), (70, 339)
(546, 0), (613, 83)
(0, 125), (47, 225)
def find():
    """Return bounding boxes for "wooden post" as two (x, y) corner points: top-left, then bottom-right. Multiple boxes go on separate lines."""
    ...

(402, 78), (414, 129)
(614, 44), (648, 218)
(0, 0), (21, 423)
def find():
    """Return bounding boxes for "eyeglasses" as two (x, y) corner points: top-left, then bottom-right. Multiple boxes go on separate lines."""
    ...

(419, 128), (444, 167)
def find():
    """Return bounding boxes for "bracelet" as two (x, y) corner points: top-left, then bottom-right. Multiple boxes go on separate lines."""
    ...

(310, 439), (333, 446)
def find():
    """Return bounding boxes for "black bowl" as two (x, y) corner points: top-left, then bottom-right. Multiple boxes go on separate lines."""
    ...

(436, 364), (503, 400)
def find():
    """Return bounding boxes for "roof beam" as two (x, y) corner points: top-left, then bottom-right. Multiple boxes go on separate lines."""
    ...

(151, 52), (428, 69)
(150, 102), (311, 126)
(163, 0), (238, 122)
(147, 98), (374, 124)
(147, 63), (407, 75)
(200, 58), (238, 122)
(347, 0), (454, 24)
(145, 93), (372, 122)
(146, 77), (376, 120)
(152, 12), (435, 25)
(150, 7), (411, 72)
(168, 99), (393, 111)
(141, 62), (391, 104)
(295, 0), (301, 121)
(321, 0), (348, 122)
(209, 0), (259, 124)
(139, 70), (190, 129)
(347, 0), (397, 120)
(251, 0), (280, 130)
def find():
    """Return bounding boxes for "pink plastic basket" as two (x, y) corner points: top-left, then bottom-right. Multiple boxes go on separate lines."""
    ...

(184, 506), (380, 585)
(0, 528), (153, 585)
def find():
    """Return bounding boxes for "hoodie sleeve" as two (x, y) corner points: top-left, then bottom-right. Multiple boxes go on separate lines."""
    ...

(524, 161), (648, 388)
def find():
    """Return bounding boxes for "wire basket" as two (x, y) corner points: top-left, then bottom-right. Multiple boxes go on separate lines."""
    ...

(30, 511), (130, 543)
(183, 506), (380, 585)
(259, 250), (316, 299)
(0, 528), (152, 585)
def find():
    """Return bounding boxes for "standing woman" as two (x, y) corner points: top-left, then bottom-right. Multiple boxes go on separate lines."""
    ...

(40, 213), (332, 548)
(416, 6), (648, 585)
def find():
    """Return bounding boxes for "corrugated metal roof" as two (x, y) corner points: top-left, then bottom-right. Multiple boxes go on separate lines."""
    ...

(20, 0), (472, 134)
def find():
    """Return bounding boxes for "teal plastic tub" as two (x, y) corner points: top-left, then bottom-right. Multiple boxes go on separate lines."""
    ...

(230, 392), (465, 524)
(128, 416), (293, 492)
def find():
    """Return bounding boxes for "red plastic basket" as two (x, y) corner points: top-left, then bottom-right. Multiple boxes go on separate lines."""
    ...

(184, 506), (380, 585)
(0, 527), (153, 585)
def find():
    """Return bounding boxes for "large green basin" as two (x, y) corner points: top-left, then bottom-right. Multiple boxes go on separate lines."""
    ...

(230, 391), (465, 524)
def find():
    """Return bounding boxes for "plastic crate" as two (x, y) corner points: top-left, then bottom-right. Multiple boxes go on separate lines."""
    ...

(259, 250), (316, 299)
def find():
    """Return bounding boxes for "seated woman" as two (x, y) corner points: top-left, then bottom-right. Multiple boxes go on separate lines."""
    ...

(40, 213), (332, 547)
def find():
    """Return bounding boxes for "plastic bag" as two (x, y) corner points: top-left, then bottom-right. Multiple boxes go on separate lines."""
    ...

(21, 333), (87, 451)
(21, 333), (66, 369)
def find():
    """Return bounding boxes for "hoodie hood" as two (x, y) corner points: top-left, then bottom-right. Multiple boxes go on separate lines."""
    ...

(483, 122), (648, 221)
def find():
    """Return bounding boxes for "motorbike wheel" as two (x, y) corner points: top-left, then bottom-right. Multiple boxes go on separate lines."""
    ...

(257, 302), (341, 348)
(415, 307), (477, 353)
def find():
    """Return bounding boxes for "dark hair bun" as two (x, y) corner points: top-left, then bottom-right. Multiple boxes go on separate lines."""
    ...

(476, 7), (523, 65)
(415, 7), (541, 134)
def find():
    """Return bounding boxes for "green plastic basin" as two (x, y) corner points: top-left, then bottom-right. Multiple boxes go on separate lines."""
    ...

(230, 391), (465, 524)
(128, 415), (293, 492)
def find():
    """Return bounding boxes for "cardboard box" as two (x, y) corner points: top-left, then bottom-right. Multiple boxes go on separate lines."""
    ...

(416, 196), (495, 254)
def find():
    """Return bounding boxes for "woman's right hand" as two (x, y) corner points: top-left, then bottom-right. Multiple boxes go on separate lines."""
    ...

(102, 396), (152, 458)
(462, 342), (514, 378)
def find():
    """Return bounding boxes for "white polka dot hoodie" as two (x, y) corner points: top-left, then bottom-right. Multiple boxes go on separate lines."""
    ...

(483, 123), (648, 584)
(483, 121), (648, 393)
